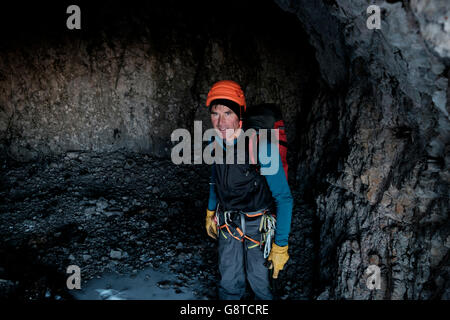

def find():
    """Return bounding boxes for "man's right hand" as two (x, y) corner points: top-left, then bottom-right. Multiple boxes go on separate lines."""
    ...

(206, 209), (218, 239)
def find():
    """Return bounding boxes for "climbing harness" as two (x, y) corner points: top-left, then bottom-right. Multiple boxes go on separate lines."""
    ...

(216, 204), (276, 255)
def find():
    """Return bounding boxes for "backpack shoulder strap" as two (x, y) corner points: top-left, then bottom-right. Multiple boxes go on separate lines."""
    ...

(248, 131), (259, 165)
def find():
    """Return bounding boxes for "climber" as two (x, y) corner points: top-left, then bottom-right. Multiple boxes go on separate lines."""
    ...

(204, 80), (293, 300)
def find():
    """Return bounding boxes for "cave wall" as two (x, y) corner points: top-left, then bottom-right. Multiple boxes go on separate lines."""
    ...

(276, 0), (449, 299)
(0, 1), (315, 168)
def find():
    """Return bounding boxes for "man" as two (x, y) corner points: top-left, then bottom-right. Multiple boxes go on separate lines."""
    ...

(204, 80), (293, 300)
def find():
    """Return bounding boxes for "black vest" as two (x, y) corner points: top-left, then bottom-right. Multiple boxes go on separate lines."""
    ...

(212, 135), (273, 212)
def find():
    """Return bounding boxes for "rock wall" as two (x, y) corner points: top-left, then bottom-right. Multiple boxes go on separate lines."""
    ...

(0, 1), (316, 167)
(276, 0), (449, 299)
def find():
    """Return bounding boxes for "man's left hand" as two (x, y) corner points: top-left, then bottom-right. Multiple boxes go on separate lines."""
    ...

(267, 243), (289, 278)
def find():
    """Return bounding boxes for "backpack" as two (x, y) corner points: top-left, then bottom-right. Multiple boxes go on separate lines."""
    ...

(244, 103), (288, 180)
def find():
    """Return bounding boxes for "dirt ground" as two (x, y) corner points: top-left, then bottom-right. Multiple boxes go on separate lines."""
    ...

(0, 150), (314, 300)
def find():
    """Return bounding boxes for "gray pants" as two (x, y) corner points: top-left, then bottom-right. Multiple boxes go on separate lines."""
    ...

(217, 212), (273, 300)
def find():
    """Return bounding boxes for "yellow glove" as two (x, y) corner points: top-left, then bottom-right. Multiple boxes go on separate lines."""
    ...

(267, 243), (289, 279)
(205, 209), (218, 239)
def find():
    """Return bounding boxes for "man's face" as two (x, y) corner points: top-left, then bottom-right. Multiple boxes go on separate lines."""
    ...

(210, 104), (240, 140)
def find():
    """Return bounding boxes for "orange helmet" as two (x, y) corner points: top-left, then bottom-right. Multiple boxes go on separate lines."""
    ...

(206, 80), (246, 112)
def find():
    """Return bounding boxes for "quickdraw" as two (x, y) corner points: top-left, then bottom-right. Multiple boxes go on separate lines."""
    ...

(259, 213), (276, 259)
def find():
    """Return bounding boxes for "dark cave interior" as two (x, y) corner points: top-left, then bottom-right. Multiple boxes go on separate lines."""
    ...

(0, 0), (448, 301)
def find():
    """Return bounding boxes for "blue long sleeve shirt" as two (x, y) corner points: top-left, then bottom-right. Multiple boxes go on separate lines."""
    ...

(208, 137), (293, 246)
